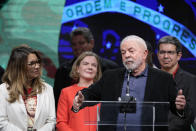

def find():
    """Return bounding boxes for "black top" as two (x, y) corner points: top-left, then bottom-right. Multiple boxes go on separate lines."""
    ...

(169, 67), (196, 131)
(54, 57), (119, 109)
(0, 66), (4, 84)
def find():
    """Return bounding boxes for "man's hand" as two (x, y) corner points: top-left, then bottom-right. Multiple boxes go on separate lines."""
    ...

(73, 91), (84, 111)
(175, 89), (186, 110)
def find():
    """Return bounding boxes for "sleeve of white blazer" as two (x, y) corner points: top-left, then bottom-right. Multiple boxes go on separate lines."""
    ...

(37, 83), (56, 131)
(0, 83), (22, 131)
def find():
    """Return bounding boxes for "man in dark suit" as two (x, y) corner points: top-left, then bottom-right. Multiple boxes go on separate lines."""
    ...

(0, 66), (4, 84)
(73, 35), (193, 131)
(157, 36), (196, 131)
(54, 27), (118, 109)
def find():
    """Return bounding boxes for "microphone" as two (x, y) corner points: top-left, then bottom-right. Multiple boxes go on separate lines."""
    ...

(126, 69), (131, 96)
(119, 69), (136, 114)
(123, 69), (136, 101)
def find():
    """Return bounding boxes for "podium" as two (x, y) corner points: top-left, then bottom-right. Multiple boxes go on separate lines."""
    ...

(82, 101), (170, 131)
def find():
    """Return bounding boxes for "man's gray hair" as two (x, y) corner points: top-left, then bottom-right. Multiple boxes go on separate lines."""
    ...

(121, 35), (147, 50)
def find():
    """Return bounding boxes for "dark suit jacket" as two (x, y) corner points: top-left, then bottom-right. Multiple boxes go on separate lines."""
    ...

(0, 66), (4, 84)
(54, 57), (119, 109)
(169, 67), (196, 131)
(81, 67), (190, 131)
(193, 118), (196, 130)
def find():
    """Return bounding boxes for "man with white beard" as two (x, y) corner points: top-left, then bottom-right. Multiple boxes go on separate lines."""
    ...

(72, 35), (193, 131)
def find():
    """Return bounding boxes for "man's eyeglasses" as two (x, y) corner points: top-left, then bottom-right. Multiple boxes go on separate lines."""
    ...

(27, 60), (41, 67)
(158, 50), (177, 55)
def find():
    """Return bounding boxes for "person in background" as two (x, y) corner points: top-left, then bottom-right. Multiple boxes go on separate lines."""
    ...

(72, 35), (193, 131)
(56, 51), (102, 131)
(0, 45), (56, 131)
(145, 41), (157, 68)
(54, 27), (118, 109)
(157, 36), (196, 131)
(0, 65), (4, 84)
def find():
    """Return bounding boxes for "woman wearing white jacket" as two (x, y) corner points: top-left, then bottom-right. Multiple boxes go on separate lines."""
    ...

(0, 45), (56, 131)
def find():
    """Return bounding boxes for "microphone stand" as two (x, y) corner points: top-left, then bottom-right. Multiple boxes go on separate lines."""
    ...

(123, 96), (136, 131)
(122, 70), (136, 131)
(124, 111), (127, 131)
(124, 70), (130, 131)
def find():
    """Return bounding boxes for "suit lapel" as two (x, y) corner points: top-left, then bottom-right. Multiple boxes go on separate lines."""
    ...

(144, 67), (153, 101)
(117, 68), (126, 97)
(174, 67), (183, 88)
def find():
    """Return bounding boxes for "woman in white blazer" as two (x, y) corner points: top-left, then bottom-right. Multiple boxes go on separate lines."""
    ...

(0, 45), (56, 131)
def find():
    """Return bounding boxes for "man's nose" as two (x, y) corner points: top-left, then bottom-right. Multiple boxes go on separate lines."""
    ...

(125, 52), (132, 58)
(163, 53), (169, 58)
(72, 43), (80, 49)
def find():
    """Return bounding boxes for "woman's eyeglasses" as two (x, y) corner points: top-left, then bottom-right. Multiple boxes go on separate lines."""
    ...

(27, 59), (41, 67)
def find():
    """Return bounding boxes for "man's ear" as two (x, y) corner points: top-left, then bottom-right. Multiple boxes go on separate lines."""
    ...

(177, 52), (182, 61)
(144, 49), (148, 59)
(90, 39), (95, 49)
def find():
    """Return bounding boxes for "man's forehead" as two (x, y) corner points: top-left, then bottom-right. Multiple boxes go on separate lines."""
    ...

(72, 35), (85, 40)
(159, 43), (176, 49)
(121, 40), (141, 49)
(121, 46), (135, 51)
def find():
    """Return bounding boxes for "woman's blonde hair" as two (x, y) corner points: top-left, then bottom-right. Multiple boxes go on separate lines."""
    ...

(2, 45), (44, 103)
(70, 51), (102, 83)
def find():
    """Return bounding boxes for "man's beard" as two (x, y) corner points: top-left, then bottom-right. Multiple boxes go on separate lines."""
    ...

(123, 57), (143, 71)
